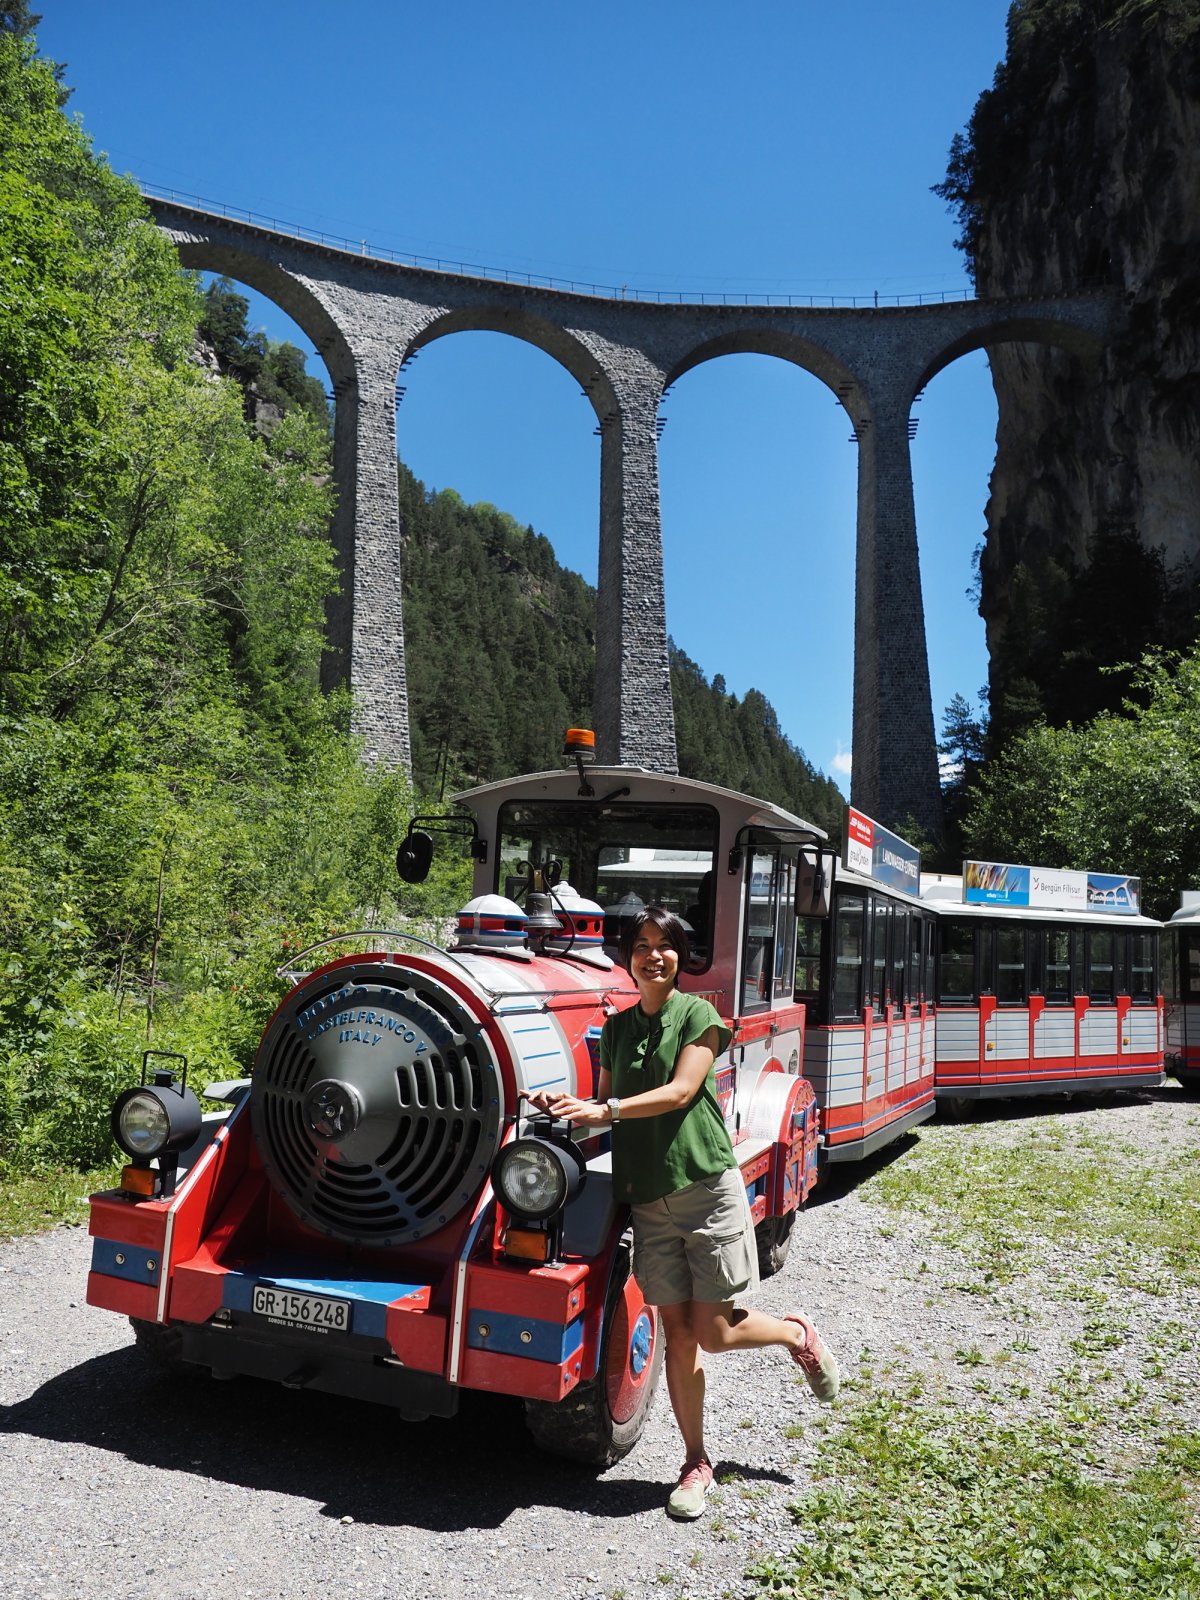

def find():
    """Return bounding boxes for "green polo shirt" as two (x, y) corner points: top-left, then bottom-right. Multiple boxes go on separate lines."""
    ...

(600, 988), (735, 1204)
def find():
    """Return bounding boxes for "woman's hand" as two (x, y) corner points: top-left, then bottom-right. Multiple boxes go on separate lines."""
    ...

(525, 1091), (610, 1127)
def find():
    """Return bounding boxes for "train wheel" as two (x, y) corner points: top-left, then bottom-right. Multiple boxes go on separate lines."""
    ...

(129, 1318), (194, 1374)
(939, 1096), (979, 1123)
(524, 1249), (663, 1467)
(755, 1211), (796, 1278)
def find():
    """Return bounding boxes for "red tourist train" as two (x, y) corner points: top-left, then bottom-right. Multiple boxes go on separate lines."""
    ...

(84, 738), (1163, 1464)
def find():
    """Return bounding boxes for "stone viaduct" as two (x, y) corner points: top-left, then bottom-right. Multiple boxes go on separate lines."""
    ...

(149, 196), (1120, 836)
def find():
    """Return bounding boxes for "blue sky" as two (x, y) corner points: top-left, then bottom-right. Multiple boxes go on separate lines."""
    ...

(39, 1), (1010, 790)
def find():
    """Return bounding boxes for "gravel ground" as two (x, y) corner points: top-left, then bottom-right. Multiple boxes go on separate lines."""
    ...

(2, 1085), (1197, 1600)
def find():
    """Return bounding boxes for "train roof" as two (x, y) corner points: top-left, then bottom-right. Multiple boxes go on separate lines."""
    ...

(1167, 896), (1200, 927)
(831, 862), (924, 904)
(452, 765), (828, 839)
(920, 871), (1162, 929)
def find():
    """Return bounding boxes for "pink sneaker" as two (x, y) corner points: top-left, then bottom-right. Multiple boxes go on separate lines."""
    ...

(666, 1455), (713, 1520)
(785, 1313), (840, 1402)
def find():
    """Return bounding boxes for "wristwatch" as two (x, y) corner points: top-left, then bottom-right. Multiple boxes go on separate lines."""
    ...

(606, 1097), (621, 1124)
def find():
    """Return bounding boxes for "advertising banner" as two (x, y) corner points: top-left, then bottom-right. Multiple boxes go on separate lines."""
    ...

(843, 806), (921, 898)
(963, 860), (1141, 915)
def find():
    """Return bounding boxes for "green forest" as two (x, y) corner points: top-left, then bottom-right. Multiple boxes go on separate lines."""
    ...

(0, 27), (840, 1196)
(3, 9), (1199, 1208)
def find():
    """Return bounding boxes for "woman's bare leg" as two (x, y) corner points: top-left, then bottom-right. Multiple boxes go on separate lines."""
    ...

(691, 1301), (808, 1355)
(690, 1300), (840, 1403)
(658, 1301), (707, 1462)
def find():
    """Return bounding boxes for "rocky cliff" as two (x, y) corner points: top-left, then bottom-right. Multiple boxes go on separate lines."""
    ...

(939, 0), (1200, 742)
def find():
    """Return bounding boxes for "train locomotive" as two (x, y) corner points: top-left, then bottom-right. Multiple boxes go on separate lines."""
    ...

(86, 732), (856, 1465)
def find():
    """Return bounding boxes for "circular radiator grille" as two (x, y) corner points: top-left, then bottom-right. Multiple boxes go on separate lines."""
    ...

(252, 965), (502, 1246)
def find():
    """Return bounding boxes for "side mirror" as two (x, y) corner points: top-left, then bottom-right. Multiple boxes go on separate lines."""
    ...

(396, 829), (434, 884)
(795, 847), (836, 918)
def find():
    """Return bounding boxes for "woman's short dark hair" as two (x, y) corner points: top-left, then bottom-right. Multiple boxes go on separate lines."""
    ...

(618, 905), (692, 980)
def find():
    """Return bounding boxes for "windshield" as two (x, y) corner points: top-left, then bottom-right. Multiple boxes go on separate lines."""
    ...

(496, 800), (718, 958)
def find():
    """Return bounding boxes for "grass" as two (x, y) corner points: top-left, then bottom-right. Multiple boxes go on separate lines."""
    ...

(748, 1107), (1200, 1598)
(0, 1158), (121, 1239)
(858, 1117), (1200, 1288)
(750, 1382), (1200, 1600)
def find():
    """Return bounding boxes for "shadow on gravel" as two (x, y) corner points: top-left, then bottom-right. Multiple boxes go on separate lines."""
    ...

(805, 1131), (920, 1209)
(1142, 1081), (1198, 1104)
(711, 1460), (793, 1488)
(933, 1086), (1162, 1127)
(1, 1342), (679, 1527)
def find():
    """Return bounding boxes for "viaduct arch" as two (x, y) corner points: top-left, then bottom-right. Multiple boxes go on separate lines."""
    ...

(152, 197), (1120, 836)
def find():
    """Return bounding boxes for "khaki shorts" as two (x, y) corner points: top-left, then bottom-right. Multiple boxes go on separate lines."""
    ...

(630, 1167), (761, 1307)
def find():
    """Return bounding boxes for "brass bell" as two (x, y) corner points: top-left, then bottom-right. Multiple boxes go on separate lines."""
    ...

(524, 891), (565, 935)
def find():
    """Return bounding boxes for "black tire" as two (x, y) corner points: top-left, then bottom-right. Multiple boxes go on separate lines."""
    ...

(755, 1210), (796, 1278)
(524, 1249), (663, 1467)
(129, 1318), (195, 1375)
(939, 1095), (979, 1123)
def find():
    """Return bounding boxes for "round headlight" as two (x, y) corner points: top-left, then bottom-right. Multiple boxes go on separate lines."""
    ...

(116, 1091), (171, 1157)
(110, 1080), (202, 1163)
(493, 1138), (582, 1221)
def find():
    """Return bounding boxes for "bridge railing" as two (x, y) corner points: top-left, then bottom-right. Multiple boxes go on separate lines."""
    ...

(139, 182), (980, 309)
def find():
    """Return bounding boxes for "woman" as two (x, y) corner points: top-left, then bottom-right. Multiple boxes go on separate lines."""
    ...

(530, 904), (839, 1521)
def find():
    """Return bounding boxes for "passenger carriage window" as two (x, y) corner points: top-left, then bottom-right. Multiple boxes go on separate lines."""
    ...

(995, 926), (1027, 1005)
(977, 927), (995, 995)
(774, 853), (798, 1002)
(909, 915), (923, 1004)
(1073, 934), (1084, 998)
(923, 917), (936, 1003)
(1129, 931), (1156, 1003)
(892, 908), (910, 1007)
(1162, 932), (1178, 1002)
(868, 899), (889, 1015)
(1188, 934), (1200, 999)
(1043, 927), (1073, 1003)
(938, 920), (975, 1004)
(795, 916), (825, 1002)
(1088, 929), (1116, 1003)
(740, 850), (778, 1014)
(832, 894), (866, 1021)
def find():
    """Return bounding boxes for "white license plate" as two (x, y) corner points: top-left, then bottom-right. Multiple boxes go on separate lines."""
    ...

(251, 1285), (351, 1333)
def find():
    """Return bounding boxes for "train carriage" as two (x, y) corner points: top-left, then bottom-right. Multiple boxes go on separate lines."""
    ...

(793, 809), (937, 1160)
(922, 864), (1164, 1106)
(1164, 896), (1200, 1088)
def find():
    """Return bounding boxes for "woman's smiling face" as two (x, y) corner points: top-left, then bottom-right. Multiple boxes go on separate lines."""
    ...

(630, 923), (680, 996)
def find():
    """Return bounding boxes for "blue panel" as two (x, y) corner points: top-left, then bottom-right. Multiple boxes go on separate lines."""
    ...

(467, 1308), (584, 1364)
(91, 1237), (162, 1286)
(223, 1257), (428, 1341)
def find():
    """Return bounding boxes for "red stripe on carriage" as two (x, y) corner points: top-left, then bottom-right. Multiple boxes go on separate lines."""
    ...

(822, 1086), (935, 1144)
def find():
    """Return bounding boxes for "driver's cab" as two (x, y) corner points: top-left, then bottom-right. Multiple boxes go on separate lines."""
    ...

(446, 756), (830, 1022)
